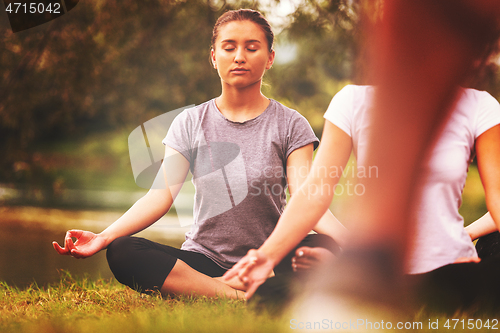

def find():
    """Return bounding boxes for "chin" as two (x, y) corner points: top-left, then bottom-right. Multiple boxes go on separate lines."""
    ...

(227, 79), (261, 90)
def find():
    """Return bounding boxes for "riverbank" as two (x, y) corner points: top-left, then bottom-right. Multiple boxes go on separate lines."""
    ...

(0, 205), (191, 242)
(0, 206), (190, 288)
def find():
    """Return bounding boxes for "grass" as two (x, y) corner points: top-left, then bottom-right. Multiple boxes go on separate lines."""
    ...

(0, 271), (286, 333)
(1, 271), (499, 333)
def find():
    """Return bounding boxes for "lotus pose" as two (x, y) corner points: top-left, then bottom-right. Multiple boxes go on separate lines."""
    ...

(53, 9), (346, 299)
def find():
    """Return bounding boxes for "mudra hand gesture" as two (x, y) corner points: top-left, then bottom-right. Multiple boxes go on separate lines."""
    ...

(53, 230), (106, 259)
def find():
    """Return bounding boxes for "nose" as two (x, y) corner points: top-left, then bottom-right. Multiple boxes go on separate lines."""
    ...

(234, 47), (246, 64)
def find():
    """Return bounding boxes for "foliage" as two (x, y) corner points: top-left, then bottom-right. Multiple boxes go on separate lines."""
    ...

(0, 0), (229, 184)
(0, 0), (361, 185)
(265, 0), (361, 132)
(1, 0), (500, 198)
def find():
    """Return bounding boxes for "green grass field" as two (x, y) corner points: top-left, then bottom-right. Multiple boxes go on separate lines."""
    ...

(0, 271), (286, 333)
(1, 271), (499, 333)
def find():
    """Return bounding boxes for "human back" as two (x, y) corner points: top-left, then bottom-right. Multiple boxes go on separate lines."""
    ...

(324, 84), (500, 273)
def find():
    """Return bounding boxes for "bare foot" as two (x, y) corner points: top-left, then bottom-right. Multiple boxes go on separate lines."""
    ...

(214, 275), (247, 291)
(292, 246), (336, 272)
(214, 270), (275, 291)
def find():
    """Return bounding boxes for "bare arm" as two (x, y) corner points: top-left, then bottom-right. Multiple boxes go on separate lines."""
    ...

(286, 142), (349, 248)
(465, 212), (497, 241)
(261, 122), (352, 264)
(475, 124), (500, 239)
(53, 146), (190, 257)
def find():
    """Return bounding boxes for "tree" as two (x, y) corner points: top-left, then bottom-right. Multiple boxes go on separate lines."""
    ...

(0, 0), (230, 185)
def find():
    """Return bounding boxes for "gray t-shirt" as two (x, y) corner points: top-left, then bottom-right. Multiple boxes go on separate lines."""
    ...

(163, 99), (318, 269)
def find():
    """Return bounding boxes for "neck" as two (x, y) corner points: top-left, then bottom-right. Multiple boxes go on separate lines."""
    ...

(216, 81), (270, 122)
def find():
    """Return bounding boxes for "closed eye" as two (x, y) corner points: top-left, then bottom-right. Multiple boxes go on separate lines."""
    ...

(247, 44), (259, 52)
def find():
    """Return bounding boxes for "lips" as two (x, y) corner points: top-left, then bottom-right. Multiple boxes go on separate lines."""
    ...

(230, 68), (249, 73)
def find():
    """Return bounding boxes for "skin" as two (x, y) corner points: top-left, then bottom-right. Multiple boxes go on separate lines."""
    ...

(211, 20), (274, 122)
(53, 19), (347, 299)
(465, 212), (497, 241)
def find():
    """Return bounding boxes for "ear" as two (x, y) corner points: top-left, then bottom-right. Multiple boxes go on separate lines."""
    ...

(266, 50), (275, 70)
(211, 49), (217, 69)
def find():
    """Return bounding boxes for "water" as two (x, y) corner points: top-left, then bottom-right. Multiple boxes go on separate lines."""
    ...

(0, 222), (112, 287)
(0, 206), (190, 288)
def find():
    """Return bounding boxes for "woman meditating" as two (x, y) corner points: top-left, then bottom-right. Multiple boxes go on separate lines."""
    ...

(53, 9), (345, 299)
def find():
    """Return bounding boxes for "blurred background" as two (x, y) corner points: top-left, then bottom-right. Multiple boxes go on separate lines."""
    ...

(0, 0), (498, 288)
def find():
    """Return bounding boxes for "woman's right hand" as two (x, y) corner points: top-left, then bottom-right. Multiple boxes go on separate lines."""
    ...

(52, 230), (107, 259)
(223, 249), (275, 299)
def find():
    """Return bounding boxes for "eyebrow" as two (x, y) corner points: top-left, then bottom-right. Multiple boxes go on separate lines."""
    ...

(220, 39), (262, 44)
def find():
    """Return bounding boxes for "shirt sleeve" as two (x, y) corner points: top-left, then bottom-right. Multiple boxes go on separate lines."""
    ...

(323, 85), (354, 137)
(285, 111), (319, 159)
(162, 108), (193, 162)
(475, 90), (500, 138)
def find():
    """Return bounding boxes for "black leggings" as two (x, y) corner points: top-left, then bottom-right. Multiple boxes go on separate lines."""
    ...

(252, 232), (500, 312)
(106, 233), (339, 293)
(409, 231), (500, 312)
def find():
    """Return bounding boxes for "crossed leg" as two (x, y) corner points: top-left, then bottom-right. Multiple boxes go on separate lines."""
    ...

(160, 259), (244, 299)
(106, 236), (245, 299)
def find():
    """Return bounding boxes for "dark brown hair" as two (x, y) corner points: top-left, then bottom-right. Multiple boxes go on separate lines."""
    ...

(212, 9), (274, 53)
